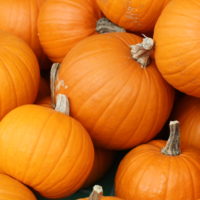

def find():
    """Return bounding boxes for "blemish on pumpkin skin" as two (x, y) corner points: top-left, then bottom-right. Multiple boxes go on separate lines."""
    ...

(55, 80), (68, 91)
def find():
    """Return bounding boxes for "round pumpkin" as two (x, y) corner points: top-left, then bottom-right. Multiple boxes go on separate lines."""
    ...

(154, 0), (200, 97)
(0, 0), (46, 61)
(0, 174), (37, 200)
(54, 32), (175, 150)
(97, 0), (171, 33)
(79, 185), (124, 200)
(115, 121), (200, 200)
(171, 95), (200, 150)
(83, 148), (115, 188)
(0, 94), (94, 198)
(0, 30), (40, 120)
(38, 0), (102, 62)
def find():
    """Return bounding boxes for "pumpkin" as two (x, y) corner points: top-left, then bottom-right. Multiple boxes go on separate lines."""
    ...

(171, 95), (200, 150)
(36, 96), (51, 108)
(0, 174), (37, 200)
(0, 0), (46, 62)
(96, 0), (171, 33)
(0, 30), (40, 120)
(54, 32), (175, 150)
(83, 148), (116, 188)
(0, 94), (94, 198)
(79, 185), (124, 200)
(154, 0), (200, 97)
(115, 121), (200, 200)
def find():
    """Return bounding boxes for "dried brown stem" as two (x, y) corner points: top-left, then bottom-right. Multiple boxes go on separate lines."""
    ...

(89, 185), (103, 200)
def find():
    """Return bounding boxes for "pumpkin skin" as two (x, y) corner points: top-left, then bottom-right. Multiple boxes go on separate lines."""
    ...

(38, 0), (101, 62)
(36, 96), (51, 108)
(115, 140), (200, 200)
(83, 148), (115, 188)
(55, 32), (175, 150)
(0, 174), (37, 200)
(154, 0), (200, 97)
(0, 31), (40, 120)
(96, 0), (170, 33)
(0, 0), (46, 61)
(172, 95), (200, 150)
(0, 104), (94, 198)
(80, 197), (124, 200)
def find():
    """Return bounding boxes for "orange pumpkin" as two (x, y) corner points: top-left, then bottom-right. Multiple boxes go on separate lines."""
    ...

(79, 185), (124, 200)
(0, 0), (46, 61)
(171, 95), (200, 150)
(115, 121), (200, 200)
(83, 148), (116, 188)
(36, 96), (52, 108)
(97, 0), (171, 33)
(154, 0), (200, 97)
(0, 94), (94, 198)
(0, 30), (40, 120)
(0, 174), (37, 200)
(54, 32), (175, 150)
(38, 0), (102, 62)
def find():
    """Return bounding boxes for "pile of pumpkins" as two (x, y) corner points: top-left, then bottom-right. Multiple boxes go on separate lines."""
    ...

(0, 0), (200, 199)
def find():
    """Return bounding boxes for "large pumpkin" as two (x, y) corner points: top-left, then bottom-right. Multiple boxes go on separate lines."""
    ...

(154, 0), (200, 97)
(0, 174), (37, 200)
(96, 0), (171, 33)
(0, 94), (94, 198)
(171, 95), (200, 150)
(0, 0), (46, 61)
(38, 0), (102, 62)
(115, 121), (200, 200)
(0, 30), (40, 120)
(54, 32), (175, 150)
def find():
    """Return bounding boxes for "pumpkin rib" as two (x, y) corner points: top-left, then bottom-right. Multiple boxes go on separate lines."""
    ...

(22, 111), (55, 183)
(3, 46), (38, 99)
(34, 117), (73, 189)
(42, 124), (88, 196)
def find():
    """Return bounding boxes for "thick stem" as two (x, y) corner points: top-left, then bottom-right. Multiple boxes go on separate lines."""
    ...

(50, 63), (60, 108)
(54, 94), (70, 115)
(96, 17), (125, 34)
(161, 120), (181, 156)
(130, 36), (154, 68)
(89, 185), (103, 200)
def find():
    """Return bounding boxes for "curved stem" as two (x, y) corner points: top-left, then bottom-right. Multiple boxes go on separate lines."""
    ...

(130, 35), (154, 67)
(54, 94), (70, 115)
(50, 63), (60, 108)
(161, 120), (181, 156)
(96, 17), (125, 34)
(89, 185), (103, 200)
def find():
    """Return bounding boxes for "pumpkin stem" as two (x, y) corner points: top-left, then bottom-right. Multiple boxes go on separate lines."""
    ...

(96, 17), (125, 34)
(89, 185), (103, 200)
(161, 120), (181, 156)
(54, 94), (70, 115)
(130, 35), (154, 67)
(50, 63), (60, 108)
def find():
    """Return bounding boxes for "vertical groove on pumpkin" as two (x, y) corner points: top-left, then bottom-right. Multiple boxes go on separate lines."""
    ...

(96, 17), (126, 33)
(161, 120), (181, 156)
(50, 63), (60, 108)
(89, 185), (103, 200)
(130, 36), (154, 67)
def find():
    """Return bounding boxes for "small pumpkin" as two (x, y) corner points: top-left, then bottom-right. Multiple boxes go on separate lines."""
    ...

(97, 0), (171, 33)
(54, 32), (175, 150)
(79, 185), (124, 200)
(0, 30), (40, 120)
(0, 174), (37, 200)
(171, 95), (200, 150)
(154, 0), (200, 97)
(83, 148), (116, 188)
(0, 94), (94, 198)
(115, 121), (200, 200)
